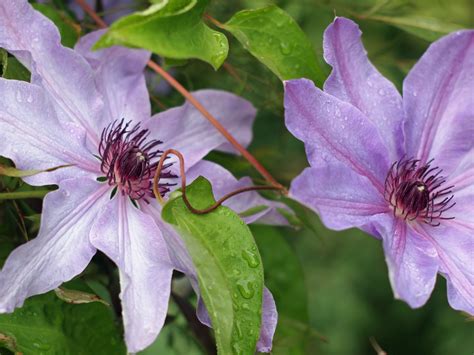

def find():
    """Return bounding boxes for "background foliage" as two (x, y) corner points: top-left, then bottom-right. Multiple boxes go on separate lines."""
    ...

(0, 0), (473, 354)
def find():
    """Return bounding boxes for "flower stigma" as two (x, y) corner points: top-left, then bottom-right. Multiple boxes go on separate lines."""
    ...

(384, 158), (455, 226)
(99, 119), (176, 202)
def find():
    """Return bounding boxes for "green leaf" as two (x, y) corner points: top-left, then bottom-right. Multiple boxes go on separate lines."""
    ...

(0, 163), (72, 178)
(223, 5), (327, 86)
(95, 0), (229, 70)
(0, 291), (125, 354)
(32, 3), (80, 48)
(2, 57), (30, 82)
(364, 14), (464, 41)
(0, 49), (7, 77)
(162, 177), (264, 355)
(280, 196), (323, 237)
(252, 225), (325, 354)
(54, 287), (110, 306)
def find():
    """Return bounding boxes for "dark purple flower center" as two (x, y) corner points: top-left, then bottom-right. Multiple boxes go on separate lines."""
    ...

(384, 158), (455, 226)
(98, 119), (175, 201)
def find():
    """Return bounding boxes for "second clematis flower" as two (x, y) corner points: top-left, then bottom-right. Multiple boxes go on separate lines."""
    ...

(0, 0), (278, 352)
(285, 17), (473, 314)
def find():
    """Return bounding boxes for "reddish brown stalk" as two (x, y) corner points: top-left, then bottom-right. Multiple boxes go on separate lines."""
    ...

(75, 0), (285, 191)
(153, 149), (280, 214)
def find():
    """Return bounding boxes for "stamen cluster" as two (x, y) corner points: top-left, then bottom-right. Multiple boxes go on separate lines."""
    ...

(99, 119), (175, 201)
(384, 158), (455, 226)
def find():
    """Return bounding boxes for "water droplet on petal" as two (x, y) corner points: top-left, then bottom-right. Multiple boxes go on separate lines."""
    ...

(16, 91), (22, 103)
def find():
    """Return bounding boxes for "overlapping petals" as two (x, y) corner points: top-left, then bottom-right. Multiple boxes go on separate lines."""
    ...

(285, 17), (474, 314)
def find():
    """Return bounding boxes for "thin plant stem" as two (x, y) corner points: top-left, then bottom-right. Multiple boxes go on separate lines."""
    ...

(153, 149), (280, 214)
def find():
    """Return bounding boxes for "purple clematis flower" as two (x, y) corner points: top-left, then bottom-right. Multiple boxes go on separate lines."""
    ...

(0, 1), (278, 352)
(284, 17), (473, 314)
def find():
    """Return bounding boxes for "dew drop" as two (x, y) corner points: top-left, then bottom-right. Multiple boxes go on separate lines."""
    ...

(237, 280), (255, 299)
(279, 42), (292, 55)
(16, 90), (22, 103)
(242, 249), (260, 268)
(27, 93), (33, 103)
(378, 88), (386, 96)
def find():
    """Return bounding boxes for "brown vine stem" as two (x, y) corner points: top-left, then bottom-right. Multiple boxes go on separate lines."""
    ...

(75, 0), (285, 191)
(153, 149), (280, 214)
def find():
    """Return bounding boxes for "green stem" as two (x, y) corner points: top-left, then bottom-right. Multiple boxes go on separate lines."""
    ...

(0, 190), (49, 200)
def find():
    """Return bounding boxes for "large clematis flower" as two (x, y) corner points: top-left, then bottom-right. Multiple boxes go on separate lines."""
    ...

(285, 17), (473, 314)
(0, 1), (278, 352)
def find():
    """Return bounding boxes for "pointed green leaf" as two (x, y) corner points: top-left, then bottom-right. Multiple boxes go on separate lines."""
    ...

(54, 287), (110, 306)
(0, 163), (72, 178)
(365, 14), (464, 41)
(162, 177), (264, 355)
(95, 0), (228, 70)
(223, 5), (327, 86)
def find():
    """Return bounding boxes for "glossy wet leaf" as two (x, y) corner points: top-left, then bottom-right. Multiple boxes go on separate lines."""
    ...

(95, 0), (228, 70)
(224, 5), (327, 86)
(0, 291), (125, 354)
(162, 177), (264, 355)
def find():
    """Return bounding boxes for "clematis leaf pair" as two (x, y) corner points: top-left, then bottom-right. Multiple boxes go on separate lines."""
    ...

(95, 1), (326, 85)
(162, 177), (264, 355)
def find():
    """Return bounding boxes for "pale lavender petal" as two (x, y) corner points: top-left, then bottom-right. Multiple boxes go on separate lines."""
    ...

(0, 79), (100, 186)
(323, 17), (404, 160)
(143, 90), (256, 173)
(75, 30), (151, 126)
(403, 30), (474, 174)
(90, 196), (173, 352)
(373, 215), (439, 308)
(185, 160), (288, 224)
(284, 78), (391, 193)
(0, 0), (105, 142)
(290, 164), (388, 231)
(0, 178), (110, 312)
(256, 288), (278, 353)
(420, 222), (474, 315)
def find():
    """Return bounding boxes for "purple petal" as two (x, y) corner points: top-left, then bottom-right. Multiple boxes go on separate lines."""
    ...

(403, 30), (474, 174)
(143, 90), (256, 172)
(75, 30), (151, 126)
(373, 215), (439, 308)
(0, 0), (105, 143)
(0, 178), (109, 312)
(284, 78), (391, 193)
(323, 17), (404, 160)
(290, 164), (388, 231)
(256, 288), (278, 353)
(421, 222), (474, 315)
(90, 196), (173, 352)
(0, 79), (100, 185)
(186, 160), (288, 224)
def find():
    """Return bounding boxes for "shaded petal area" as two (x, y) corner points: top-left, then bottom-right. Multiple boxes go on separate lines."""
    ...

(186, 160), (288, 224)
(90, 196), (173, 352)
(403, 30), (474, 174)
(373, 215), (439, 308)
(290, 164), (388, 231)
(143, 90), (256, 173)
(0, 79), (100, 186)
(0, 178), (109, 312)
(75, 30), (151, 127)
(285, 78), (391, 192)
(0, 0), (105, 141)
(323, 17), (404, 160)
